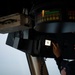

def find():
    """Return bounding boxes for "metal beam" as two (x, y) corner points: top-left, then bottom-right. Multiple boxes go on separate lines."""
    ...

(26, 54), (49, 75)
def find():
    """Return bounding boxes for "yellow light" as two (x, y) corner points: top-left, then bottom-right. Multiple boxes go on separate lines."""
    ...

(50, 17), (53, 20)
(47, 17), (49, 21)
(56, 17), (59, 20)
(42, 10), (45, 17)
(53, 17), (56, 20)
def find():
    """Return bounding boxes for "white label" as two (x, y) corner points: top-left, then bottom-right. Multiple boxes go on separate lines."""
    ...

(45, 40), (51, 46)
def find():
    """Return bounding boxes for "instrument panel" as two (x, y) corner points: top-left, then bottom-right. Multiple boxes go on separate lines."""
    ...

(36, 10), (75, 24)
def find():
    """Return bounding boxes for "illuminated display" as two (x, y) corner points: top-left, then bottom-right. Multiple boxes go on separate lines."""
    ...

(36, 10), (61, 23)
(36, 10), (75, 23)
(41, 10), (60, 17)
(68, 11), (75, 20)
(37, 10), (75, 22)
(44, 10), (60, 15)
(41, 10), (45, 16)
(45, 40), (51, 46)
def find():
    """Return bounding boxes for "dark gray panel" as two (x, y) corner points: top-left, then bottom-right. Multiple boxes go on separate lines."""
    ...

(6, 33), (15, 47)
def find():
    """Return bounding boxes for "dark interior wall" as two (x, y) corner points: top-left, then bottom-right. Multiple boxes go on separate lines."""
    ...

(0, 0), (75, 17)
(0, 0), (33, 17)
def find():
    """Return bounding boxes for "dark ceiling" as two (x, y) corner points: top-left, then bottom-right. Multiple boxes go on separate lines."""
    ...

(0, 0), (33, 17)
(0, 0), (75, 16)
